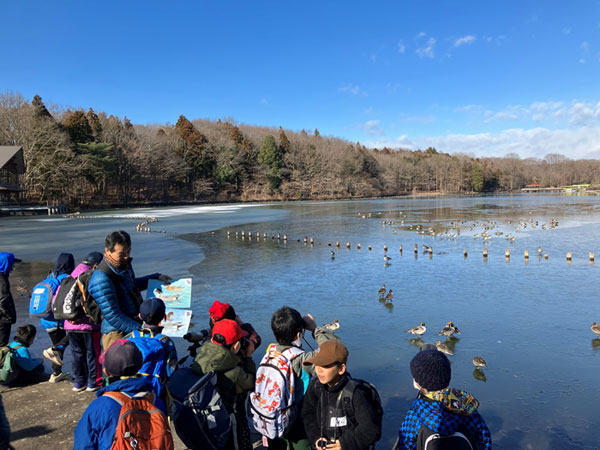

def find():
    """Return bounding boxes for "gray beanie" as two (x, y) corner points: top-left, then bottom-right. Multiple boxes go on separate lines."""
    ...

(410, 349), (451, 391)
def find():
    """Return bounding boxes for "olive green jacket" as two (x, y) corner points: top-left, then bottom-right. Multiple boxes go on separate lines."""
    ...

(191, 341), (256, 410)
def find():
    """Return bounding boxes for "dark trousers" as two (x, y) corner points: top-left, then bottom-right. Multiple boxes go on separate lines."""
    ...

(0, 323), (12, 347)
(68, 331), (102, 387)
(47, 328), (68, 375)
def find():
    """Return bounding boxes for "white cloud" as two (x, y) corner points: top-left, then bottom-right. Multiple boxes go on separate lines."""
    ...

(397, 40), (406, 54)
(455, 104), (481, 112)
(366, 127), (600, 159)
(364, 120), (385, 136)
(338, 84), (365, 96)
(416, 37), (436, 58)
(453, 35), (476, 48)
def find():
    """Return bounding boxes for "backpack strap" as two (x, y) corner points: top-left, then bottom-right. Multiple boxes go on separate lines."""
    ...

(341, 378), (358, 426)
(104, 390), (154, 405)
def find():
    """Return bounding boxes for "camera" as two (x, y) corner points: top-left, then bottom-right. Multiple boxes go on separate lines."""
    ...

(317, 439), (330, 449)
(240, 323), (262, 355)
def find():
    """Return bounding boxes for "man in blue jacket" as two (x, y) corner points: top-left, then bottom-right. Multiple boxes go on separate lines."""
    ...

(0, 252), (19, 347)
(87, 231), (171, 350)
(73, 339), (169, 450)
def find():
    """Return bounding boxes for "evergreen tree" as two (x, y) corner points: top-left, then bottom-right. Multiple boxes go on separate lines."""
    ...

(471, 165), (484, 192)
(63, 110), (94, 144)
(279, 127), (291, 154)
(259, 135), (283, 190)
(86, 108), (103, 141)
(31, 95), (53, 120)
(314, 128), (320, 137)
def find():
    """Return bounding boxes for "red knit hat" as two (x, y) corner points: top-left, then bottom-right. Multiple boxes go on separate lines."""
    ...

(209, 300), (231, 322)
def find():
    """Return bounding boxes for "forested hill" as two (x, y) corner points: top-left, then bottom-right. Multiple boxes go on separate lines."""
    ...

(1, 92), (599, 208)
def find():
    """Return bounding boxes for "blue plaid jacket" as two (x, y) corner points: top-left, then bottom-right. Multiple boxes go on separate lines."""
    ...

(398, 394), (492, 450)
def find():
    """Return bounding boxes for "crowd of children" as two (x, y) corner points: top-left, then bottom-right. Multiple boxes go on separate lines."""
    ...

(0, 232), (492, 450)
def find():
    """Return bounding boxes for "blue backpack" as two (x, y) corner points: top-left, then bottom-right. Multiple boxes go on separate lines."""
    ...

(126, 329), (170, 398)
(29, 274), (65, 317)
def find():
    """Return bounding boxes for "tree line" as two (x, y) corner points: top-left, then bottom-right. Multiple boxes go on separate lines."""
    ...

(1, 91), (599, 208)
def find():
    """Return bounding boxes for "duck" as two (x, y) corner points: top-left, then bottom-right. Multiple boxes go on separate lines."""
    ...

(407, 322), (426, 336)
(591, 322), (600, 336)
(472, 356), (487, 368)
(330, 251), (335, 259)
(378, 284), (387, 297)
(448, 321), (461, 335)
(384, 290), (394, 302)
(435, 340), (454, 355)
(384, 255), (392, 262)
(437, 321), (456, 337)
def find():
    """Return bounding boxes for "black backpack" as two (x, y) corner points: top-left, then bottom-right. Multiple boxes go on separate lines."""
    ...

(52, 262), (116, 323)
(417, 426), (476, 450)
(340, 376), (383, 443)
(167, 367), (232, 450)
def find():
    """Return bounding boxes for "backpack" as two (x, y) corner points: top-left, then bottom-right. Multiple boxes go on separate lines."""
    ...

(340, 377), (383, 444)
(0, 344), (23, 385)
(249, 345), (305, 439)
(103, 390), (174, 450)
(417, 428), (474, 450)
(29, 276), (59, 317)
(52, 274), (85, 321)
(167, 367), (232, 450)
(126, 330), (170, 398)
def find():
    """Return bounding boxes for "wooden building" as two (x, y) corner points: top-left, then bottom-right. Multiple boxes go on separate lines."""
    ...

(0, 146), (26, 204)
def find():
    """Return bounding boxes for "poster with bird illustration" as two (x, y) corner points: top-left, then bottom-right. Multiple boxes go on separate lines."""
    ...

(162, 308), (192, 337)
(147, 278), (192, 308)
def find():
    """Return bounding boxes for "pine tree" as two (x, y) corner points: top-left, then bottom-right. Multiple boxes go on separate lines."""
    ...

(314, 128), (320, 137)
(63, 110), (94, 144)
(86, 108), (103, 141)
(31, 95), (53, 120)
(278, 127), (291, 154)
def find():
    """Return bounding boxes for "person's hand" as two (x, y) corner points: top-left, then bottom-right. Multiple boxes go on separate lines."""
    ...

(302, 313), (316, 332)
(158, 274), (173, 283)
(243, 340), (256, 357)
(325, 440), (341, 450)
(315, 438), (328, 450)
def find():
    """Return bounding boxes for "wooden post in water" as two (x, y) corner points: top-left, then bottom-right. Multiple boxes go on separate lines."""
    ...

(384, 244), (388, 252)
(589, 252), (595, 263)
(399, 245), (403, 254)
(368, 245), (372, 251)
(505, 249), (510, 259)
(414, 244), (418, 254)
(566, 252), (572, 263)
(346, 242), (351, 248)
(310, 237), (314, 244)
(357, 243), (361, 250)
(463, 249), (468, 258)
(283, 235), (287, 241)
(336, 241), (340, 248)
(483, 248), (488, 258)
(428, 246), (433, 254)
(544, 253), (548, 260)
(524, 249), (529, 260)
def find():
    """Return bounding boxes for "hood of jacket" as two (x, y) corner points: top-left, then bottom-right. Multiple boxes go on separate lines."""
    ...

(194, 341), (241, 373)
(96, 375), (156, 398)
(53, 253), (75, 277)
(0, 253), (15, 275)
(424, 388), (480, 416)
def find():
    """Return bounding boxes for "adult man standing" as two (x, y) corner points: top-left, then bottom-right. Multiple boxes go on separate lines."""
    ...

(88, 231), (171, 350)
(0, 253), (19, 347)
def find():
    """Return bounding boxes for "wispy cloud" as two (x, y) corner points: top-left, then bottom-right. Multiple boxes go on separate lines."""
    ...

(397, 40), (406, 54)
(458, 100), (600, 126)
(453, 35), (476, 48)
(364, 120), (385, 136)
(366, 127), (600, 159)
(415, 33), (436, 58)
(338, 83), (366, 96)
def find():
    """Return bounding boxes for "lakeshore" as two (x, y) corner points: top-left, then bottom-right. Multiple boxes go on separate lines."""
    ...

(1, 196), (600, 449)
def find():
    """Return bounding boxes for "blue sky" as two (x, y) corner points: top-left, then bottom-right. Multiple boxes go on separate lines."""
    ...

(1, 1), (599, 159)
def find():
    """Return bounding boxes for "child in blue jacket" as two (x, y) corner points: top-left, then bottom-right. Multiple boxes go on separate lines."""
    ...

(5, 324), (46, 386)
(397, 349), (492, 450)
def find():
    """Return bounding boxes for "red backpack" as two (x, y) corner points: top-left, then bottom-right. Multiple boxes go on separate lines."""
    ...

(103, 391), (174, 450)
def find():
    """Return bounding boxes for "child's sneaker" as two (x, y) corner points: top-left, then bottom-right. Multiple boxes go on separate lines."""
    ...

(49, 372), (70, 383)
(72, 383), (86, 392)
(85, 385), (100, 392)
(43, 348), (63, 366)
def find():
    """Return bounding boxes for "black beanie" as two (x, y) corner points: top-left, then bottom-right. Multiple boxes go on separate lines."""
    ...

(410, 348), (451, 391)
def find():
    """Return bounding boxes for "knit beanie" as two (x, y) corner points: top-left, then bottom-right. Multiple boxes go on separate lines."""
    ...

(410, 349), (451, 391)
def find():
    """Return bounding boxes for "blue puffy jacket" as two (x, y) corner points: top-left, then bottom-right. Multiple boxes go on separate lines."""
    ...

(87, 259), (159, 335)
(73, 376), (166, 450)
